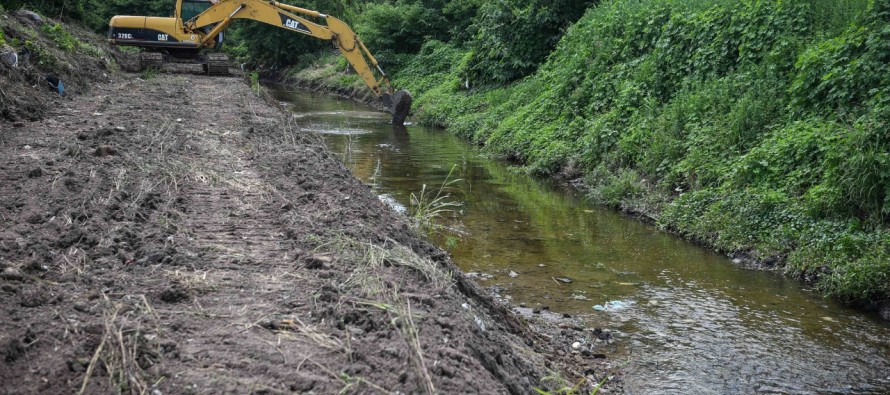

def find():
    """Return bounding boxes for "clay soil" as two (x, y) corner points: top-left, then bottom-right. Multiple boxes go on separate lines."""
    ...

(0, 72), (620, 394)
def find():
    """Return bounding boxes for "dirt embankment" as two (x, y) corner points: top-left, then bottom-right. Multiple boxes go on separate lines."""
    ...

(0, 11), (119, 122)
(0, 70), (621, 394)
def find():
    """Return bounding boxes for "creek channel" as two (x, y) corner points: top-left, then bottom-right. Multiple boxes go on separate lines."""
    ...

(272, 87), (890, 394)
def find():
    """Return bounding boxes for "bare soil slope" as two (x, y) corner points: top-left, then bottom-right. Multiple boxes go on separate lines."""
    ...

(0, 73), (617, 394)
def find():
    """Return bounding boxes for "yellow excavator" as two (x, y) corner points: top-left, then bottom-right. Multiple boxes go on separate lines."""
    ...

(107, 0), (411, 124)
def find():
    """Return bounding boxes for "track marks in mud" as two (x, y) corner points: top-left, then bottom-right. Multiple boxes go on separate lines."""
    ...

(0, 74), (606, 394)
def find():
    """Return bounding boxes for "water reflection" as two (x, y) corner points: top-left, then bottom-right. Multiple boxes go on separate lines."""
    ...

(272, 87), (890, 394)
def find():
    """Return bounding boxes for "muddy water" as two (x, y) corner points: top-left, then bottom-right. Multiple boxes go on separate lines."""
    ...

(273, 88), (890, 394)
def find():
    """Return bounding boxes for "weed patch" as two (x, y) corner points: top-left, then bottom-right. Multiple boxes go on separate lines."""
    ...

(41, 23), (79, 52)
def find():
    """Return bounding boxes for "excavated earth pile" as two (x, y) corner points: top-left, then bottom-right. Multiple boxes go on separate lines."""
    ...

(0, 11), (118, 122)
(0, 73), (617, 394)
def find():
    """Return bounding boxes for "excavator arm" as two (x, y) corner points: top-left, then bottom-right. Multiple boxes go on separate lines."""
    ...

(186, 0), (411, 123)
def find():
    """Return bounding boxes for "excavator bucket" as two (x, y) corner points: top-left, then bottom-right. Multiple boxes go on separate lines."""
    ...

(382, 90), (412, 126)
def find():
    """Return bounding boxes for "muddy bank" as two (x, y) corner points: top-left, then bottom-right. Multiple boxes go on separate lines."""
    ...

(278, 74), (387, 112)
(264, 60), (389, 113)
(0, 72), (621, 394)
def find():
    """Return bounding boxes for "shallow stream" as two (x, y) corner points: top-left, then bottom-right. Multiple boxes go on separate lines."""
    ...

(273, 88), (890, 394)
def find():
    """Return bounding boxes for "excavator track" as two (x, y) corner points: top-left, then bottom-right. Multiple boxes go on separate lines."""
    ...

(205, 53), (230, 76)
(139, 52), (164, 71)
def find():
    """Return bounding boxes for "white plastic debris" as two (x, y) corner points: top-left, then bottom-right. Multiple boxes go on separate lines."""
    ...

(593, 300), (633, 312)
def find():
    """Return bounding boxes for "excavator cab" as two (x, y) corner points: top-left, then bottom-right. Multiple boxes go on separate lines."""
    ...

(179, 0), (213, 22)
(179, 0), (224, 48)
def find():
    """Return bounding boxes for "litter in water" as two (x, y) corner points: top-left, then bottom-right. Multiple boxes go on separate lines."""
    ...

(593, 300), (632, 311)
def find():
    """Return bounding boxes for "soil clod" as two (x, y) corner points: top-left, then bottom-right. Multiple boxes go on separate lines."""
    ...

(93, 144), (117, 156)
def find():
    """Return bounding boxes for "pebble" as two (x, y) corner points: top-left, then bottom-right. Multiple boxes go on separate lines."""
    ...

(555, 277), (572, 283)
(93, 145), (117, 157)
(572, 341), (581, 349)
(1, 267), (24, 281)
(509, 271), (518, 278)
(16, 10), (43, 23)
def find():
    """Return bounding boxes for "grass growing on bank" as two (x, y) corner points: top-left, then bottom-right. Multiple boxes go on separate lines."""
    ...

(289, 0), (889, 306)
(408, 165), (464, 236)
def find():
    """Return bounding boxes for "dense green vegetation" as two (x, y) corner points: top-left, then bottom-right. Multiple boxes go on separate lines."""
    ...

(6, 0), (888, 306)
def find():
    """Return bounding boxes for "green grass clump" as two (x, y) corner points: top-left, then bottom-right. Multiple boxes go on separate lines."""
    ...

(22, 39), (57, 68)
(41, 23), (79, 52)
(249, 71), (260, 93)
(408, 165), (464, 237)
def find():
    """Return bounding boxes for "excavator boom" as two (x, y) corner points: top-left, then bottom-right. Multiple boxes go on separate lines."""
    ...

(108, 0), (411, 124)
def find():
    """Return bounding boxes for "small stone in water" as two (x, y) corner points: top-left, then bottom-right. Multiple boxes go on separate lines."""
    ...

(538, 264), (546, 267)
(509, 271), (518, 278)
(572, 342), (581, 349)
(555, 277), (572, 284)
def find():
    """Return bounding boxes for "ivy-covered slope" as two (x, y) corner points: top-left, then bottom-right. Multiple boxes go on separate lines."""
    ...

(392, 0), (889, 305)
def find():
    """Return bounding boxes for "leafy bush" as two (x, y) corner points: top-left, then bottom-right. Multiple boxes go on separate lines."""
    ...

(225, 23), (327, 68)
(41, 23), (79, 52)
(23, 39), (56, 68)
(587, 168), (648, 207)
(354, 1), (448, 58)
(461, 0), (595, 85)
(790, 12), (890, 116)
